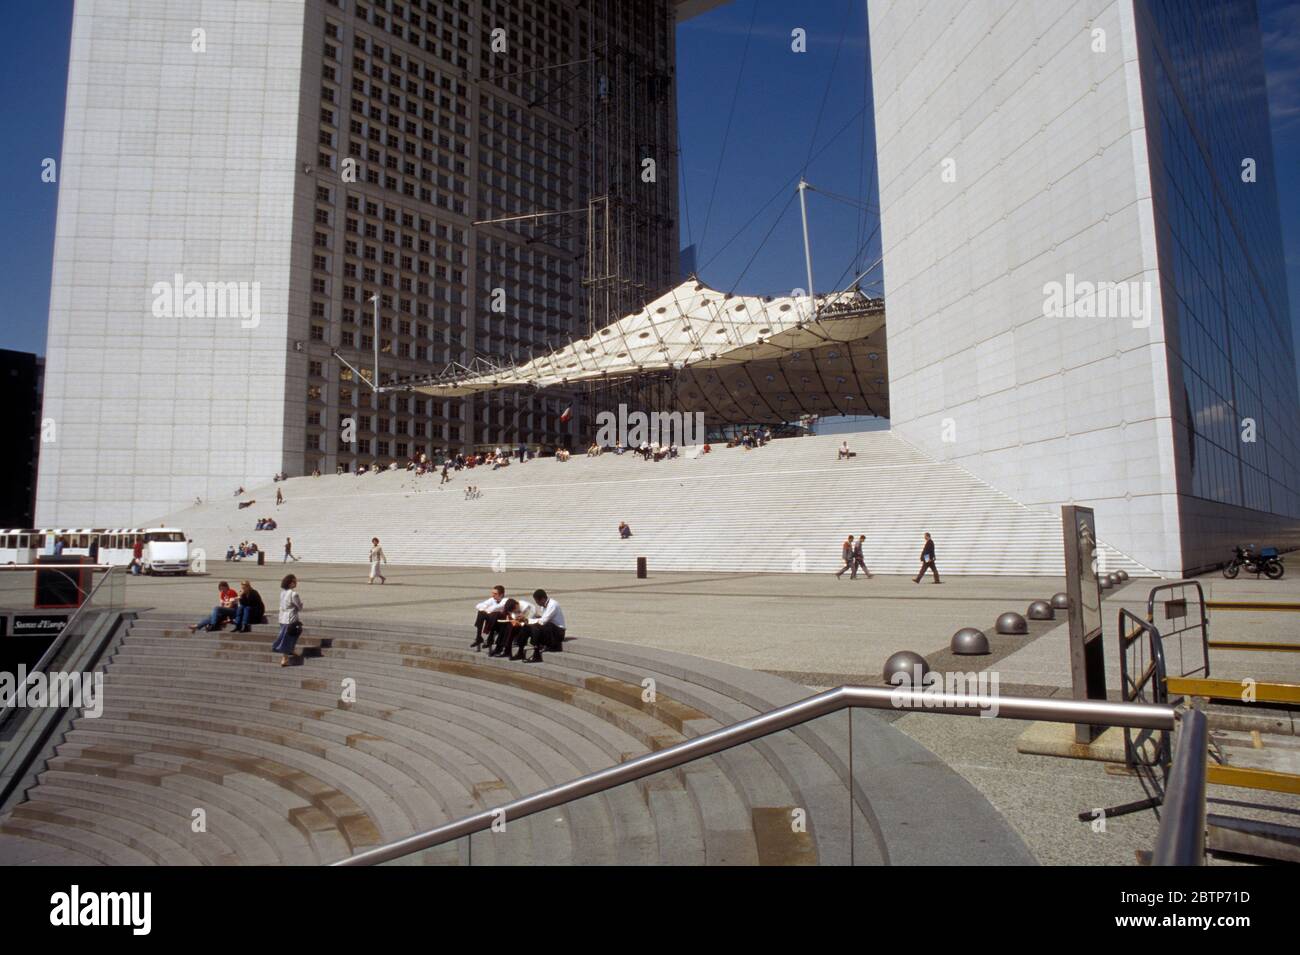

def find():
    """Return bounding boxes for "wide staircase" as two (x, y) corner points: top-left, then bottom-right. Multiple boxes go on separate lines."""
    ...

(0, 610), (1033, 865)
(162, 432), (1149, 576)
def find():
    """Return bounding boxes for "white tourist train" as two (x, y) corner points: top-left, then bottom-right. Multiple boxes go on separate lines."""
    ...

(0, 527), (191, 575)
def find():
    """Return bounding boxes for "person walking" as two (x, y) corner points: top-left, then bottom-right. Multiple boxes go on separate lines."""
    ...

(284, 537), (299, 563)
(834, 535), (855, 579)
(272, 574), (304, 666)
(914, 532), (941, 584)
(368, 537), (387, 584)
(276, 487), (284, 506)
(852, 535), (872, 579)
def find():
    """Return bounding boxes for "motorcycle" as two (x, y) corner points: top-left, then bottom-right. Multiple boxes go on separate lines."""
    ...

(1222, 546), (1284, 580)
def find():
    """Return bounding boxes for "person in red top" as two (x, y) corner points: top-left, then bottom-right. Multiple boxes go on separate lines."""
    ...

(190, 581), (240, 632)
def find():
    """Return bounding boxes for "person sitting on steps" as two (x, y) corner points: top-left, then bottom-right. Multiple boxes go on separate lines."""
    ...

(470, 584), (507, 651)
(233, 579), (266, 633)
(190, 580), (240, 632)
(520, 589), (566, 663)
(487, 597), (532, 659)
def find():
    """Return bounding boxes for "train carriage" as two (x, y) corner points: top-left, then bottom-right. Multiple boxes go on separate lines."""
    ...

(0, 528), (190, 574)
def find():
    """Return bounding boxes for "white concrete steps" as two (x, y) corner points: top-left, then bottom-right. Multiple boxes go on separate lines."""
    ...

(158, 431), (1150, 576)
(1, 611), (852, 865)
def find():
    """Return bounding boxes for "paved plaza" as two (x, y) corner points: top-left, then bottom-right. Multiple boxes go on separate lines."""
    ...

(104, 562), (1298, 685)
(33, 562), (1282, 865)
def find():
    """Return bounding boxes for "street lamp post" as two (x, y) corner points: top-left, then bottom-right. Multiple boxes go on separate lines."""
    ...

(369, 294), (380, 392)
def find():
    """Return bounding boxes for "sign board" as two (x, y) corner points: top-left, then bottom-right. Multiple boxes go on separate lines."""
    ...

(1062, 505), (1107, 743)
(11, 614), (70, 638)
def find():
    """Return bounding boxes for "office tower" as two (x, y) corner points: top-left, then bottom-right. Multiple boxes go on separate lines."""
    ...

(38, 0), (686, 525)
(869, 0), (1300, 573)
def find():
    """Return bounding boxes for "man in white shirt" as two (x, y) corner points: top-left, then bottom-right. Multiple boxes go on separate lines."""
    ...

(487, 597), (533, 659)
(471, 585), (507, 651)
(521, 589), (566, 663)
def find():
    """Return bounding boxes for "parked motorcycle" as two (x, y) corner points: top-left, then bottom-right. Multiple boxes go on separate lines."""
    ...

(1222, 545), (1284, 580)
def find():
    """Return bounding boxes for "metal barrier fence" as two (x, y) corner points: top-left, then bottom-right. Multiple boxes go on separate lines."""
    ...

(1145, 580), (1210, 681)
(1117, 607), (1172, 771)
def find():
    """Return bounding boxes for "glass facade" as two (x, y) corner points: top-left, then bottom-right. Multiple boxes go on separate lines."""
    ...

(304, 0), (678, 472)
(1138, 0), (1300, 518)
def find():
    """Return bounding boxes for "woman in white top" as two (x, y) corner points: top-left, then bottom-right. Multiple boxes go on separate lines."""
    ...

(368, 537), (387, 584)
(271, 574), (304, 667)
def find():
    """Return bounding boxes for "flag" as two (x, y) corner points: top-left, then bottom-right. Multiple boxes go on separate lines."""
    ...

(559, 406), (572, 423)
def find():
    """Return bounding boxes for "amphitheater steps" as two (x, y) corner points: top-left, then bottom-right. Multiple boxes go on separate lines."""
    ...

(139, 615), (856, 862)
(0, 611), (880, 865)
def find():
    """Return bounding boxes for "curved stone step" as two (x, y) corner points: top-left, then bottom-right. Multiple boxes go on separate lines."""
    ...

(39, 766), (297, 866)
(124, 616), (873, 863)
(0, 814), (154, 867)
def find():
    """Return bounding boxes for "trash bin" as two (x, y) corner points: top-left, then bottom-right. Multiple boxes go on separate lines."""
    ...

(257, 550), (265, 566)
(636, 556), (647, 579)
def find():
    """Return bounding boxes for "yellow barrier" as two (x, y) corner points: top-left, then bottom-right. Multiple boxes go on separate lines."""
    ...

(1206, 764), (1300, 796)
(1205, 600), (1300, 612)
(1208, 640), (1300, 653)
(1166, 676), (1300, 706)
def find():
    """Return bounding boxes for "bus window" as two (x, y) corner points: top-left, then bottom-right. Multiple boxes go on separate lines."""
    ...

(146, 531), (186, 543)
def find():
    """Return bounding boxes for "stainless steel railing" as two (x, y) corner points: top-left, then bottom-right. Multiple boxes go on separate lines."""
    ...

(1152, 708), (1208, 866)
(334, 685), (1179, 866)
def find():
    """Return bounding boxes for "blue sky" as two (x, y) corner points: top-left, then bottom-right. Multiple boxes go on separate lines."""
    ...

(3, 0), (1299, 398)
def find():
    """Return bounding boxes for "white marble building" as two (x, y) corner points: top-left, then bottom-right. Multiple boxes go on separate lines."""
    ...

(869, 0), (1300, 575)
(37, 0), (312, 526)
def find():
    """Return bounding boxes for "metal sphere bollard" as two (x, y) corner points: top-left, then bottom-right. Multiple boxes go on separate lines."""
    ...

(950, 627), (990, 655)
(882, 650), (929, 685)
(1027, 600), (1054, 620)
(1116, 570), (1130, 582)
(1099, 575), (1114, 590)
(1050, 592), (1070, 610)
(996, 611), (1028, 635)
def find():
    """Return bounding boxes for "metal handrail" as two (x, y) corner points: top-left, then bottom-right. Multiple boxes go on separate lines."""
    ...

(0, 566), (120, 720)
(334, 685), (1177, 866)
(1152, 708), (1208, 865)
